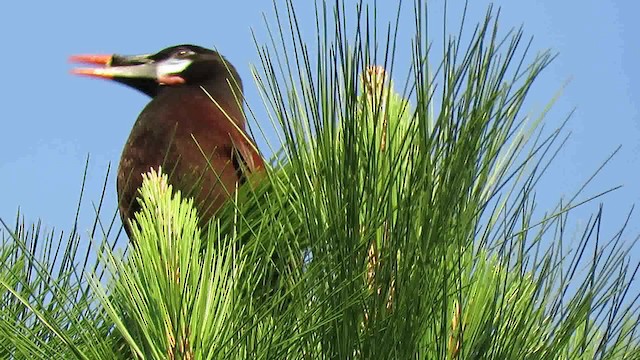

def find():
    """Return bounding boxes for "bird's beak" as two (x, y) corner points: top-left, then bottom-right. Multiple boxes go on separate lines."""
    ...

(69, 53), (190, 85)
(70, 53), (157, 80)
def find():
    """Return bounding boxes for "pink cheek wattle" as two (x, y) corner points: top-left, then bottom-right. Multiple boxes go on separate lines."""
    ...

(157, 75), (186, 85)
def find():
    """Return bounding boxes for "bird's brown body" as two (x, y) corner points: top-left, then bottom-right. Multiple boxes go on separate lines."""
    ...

(71, 45), (263, 236)
(117, 85), (261, 227)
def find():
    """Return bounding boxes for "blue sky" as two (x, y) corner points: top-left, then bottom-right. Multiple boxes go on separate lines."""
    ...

(0, 0), (638, 264)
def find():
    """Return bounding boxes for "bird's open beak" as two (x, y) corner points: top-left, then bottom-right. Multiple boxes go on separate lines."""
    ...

(70, 53), (157, 80)
(69, 53), (188, 85)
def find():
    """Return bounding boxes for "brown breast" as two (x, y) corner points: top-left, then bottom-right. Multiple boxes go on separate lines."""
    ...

(116, 87), (263, 236)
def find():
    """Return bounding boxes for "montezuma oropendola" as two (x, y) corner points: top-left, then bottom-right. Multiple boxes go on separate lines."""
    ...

(70, 45), (264, 237)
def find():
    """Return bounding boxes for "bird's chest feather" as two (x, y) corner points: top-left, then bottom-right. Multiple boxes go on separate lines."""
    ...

(120, 89), (241, 173)
(116, 88), (245, 212)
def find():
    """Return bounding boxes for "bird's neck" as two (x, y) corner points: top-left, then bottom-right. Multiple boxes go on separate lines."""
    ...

(201, 74), (244, 107)
(156, 78), (245, 125)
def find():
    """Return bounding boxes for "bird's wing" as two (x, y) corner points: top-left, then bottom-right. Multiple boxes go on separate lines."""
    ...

(229, 127), (265, 178)
(199, 86), (265, 175)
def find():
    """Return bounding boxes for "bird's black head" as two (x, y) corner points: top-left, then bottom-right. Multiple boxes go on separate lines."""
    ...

(70, 44), (242, 98)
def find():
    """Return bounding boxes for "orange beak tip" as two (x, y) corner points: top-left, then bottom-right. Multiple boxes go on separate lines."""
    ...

(70, 68), (92, 76)
(70, 68), (113, 79)
(68, 54), (113, 65)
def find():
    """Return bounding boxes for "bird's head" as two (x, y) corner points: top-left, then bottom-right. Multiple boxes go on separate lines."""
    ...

(70, 44), (242, 98)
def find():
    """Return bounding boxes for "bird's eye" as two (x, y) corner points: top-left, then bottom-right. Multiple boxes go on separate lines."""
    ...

(175, 49), (194, 58)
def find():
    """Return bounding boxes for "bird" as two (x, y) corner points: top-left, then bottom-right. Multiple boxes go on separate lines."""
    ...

(70, 45), (264, 237)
